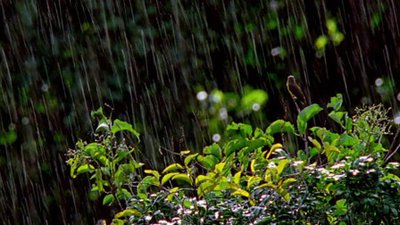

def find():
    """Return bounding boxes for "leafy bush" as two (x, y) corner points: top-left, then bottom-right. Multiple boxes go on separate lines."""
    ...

(67, 94), (400, 225)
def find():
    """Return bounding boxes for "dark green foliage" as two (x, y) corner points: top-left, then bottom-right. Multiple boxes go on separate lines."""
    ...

(68, 94), (400, 224)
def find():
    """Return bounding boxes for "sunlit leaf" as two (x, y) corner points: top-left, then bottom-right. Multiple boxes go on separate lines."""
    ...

(115, 209), (141, 218)
(203, 143), (222, 160)
(144, 169), (160, 180)
(277, 159), (290, 176)
(162, 163), (184, 174)
(297, 104), (323, 135)
(233, 171), (242, 185)
(102, 194), (114, 206)
(184, 153), (199, 166)
(241, 89), (268, 111)
(266, 120), (295, 134)
(232, 189), (250, 198)
(111, 119), (140, 140)
(281, 178), (297, 189)
(172, 174), (192, 185)
(327, 93), (343, 111)
(161, 172), (179, 185)
(77, 164), (95, 175)
(315, 35), (329, 49)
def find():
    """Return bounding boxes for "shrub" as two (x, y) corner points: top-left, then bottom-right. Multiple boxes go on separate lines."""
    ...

(67, 94), (400, 225)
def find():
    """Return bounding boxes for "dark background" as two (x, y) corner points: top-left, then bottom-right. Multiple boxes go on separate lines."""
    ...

(1, 0), (400, 224)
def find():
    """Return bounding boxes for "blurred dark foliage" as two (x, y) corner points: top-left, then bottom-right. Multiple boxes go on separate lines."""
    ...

(0, 0), (400, 224)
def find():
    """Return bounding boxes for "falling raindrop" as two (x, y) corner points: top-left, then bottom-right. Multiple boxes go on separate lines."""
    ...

(41, 83), (49, 92)
(212, 133), (221, 142)
(396, 93), (400, 102)
(21, 117), (30, 125)
(271, 47), (282, 57)
(252, 103), (260, 111)
(196, 91), (208, 101)
(375, 78), (383, 86)
(219, 108), (228, 120)
(394, 114), (400, 125)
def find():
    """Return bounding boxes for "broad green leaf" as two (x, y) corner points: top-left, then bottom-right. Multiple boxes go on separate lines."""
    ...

(172, 174), (192, 185)
(111, 119), (140, 140)
(116, 188), (132, 200)
(195, 175), (212, 185)
(91, 107), (106, 120)
(281, 178), (297, 189)
(335, 199), (348, 216)
(247, 176), (263, 189)
(180, 150), (191, 155)
(144, 169), (160, 180)
(102, 194), (114, 205)
(297, 104), (323, 135)
(232, 189), (250, 198)
(250, 159), (256, 174)
(199, 155), (218, 170)
(162, 163), (184, 174)
(328, 111), (346, 126)
(266, 120), (295, 134)
(338, 134), (358, 146)
(233, 171), (242, 185)
(203, 143), (222, 160)
(161, 172), (179, 185)
(223, 138), (247, 156)
(167, 187), (180, 201)
(227, 122), (253, 138)
(85, 143), (106, 158)
(77, 164), (95, 174)
(184, 153), (199, 166)
(215, 162), (226, 173)
(183, 199), (192, 208)
(327, 93), (343, 111)
(115, 209), (141, 218)
(277, 159), (290, 176)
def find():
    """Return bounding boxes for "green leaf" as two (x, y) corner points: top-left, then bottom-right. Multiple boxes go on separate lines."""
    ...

(195, 175), (212, 185)
(115, 209), (141, 218)
(102, 194), (114, 205)
(184, 153), (198, 166)
(281, 178), (297, 189)
(327, 94), (343, 111)
(96, 122), (110, 132)
(297, 104), (323, 135)
(328, 111), (346, 126)
(338, 134), (358, 146)
(277, 159), (290, 176)
(199, 155), (219, 170)
(161, 172), (179, 185)
(183, 199), (192, 208)
(162, 163), (184, 174)
(144, 169), (160, 180)
(91, 107), (106, 120)
(84, 143), (106, 158)
(233, 171), (242, 185)
(203, 143), (222, 160)
(223, 138), (247, 156)
(111, 119), (140, 140)
(227, 122), (253, 138)
(77, 164), (95, 175)
(335, 199), (348, 216)
(266, 120), (295, 134)
(232, 189), (250, 198)
(172, 173), (192, 185)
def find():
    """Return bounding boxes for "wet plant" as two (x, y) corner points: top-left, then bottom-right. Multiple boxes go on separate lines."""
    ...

(67, 94), (400, 224)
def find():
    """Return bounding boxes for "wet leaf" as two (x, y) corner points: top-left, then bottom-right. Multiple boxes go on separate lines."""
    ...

(266, 120), (295, 134)
(102, 194), (114, 206)
(161, 172), (179, 185)
(162, 163), (184, 174)
(115, 209), (141, 218)
(297, 104), (323, 135)
(111, 119), (140, 140)
(172, 173), (192, 185)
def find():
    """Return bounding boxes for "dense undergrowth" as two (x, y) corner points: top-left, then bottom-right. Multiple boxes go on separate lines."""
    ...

(67, 94), (400, 225)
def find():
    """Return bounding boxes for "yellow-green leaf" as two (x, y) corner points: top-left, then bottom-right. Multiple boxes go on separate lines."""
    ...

(144, 169), (160, 179)
(77, 164), (95, 174)
(172, 173), (192, 185)
(115, 209), (141, 218)
(233, 171), (242, 185)
(162, 163), (184, 174)
(281, 178), (297, 189)
(232, 189), (250, 198)
(277, 159), (290, 176)
(184, 153), (199, 166)
(161, 172), (179, 185)
(102, 194), (114, 205)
